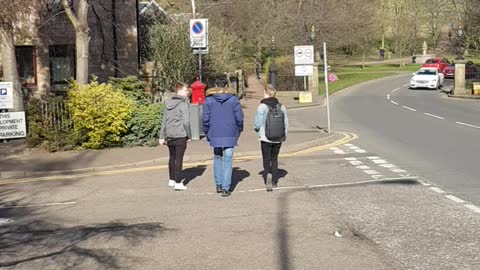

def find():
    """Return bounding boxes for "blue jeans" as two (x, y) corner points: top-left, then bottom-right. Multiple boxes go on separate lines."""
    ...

(213, 147), (234, 191)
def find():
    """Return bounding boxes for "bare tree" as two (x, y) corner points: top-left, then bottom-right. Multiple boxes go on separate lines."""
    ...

(63, 0), (90, 84)
(419, 0), (453, 55)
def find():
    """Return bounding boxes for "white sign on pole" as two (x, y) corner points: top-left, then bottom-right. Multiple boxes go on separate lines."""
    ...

(295, 65), (314, 76)
(0, 112), (27, 139)
(190, 19), (208, 48)
(0, 82), (14, 110)
(294, 45), (314, 65)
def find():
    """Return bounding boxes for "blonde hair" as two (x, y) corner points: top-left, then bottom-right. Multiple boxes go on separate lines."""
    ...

(265, 84), (276, 97)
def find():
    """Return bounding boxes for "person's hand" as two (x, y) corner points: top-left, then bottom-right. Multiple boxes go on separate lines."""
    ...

(158, 138), (165, 145)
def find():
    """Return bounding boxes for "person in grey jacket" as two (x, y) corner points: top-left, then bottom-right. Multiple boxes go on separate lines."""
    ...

(159, 83), (191, 191)
(254, 84), (288, 191)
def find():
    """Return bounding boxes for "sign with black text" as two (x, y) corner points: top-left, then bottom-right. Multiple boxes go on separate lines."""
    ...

(0, 112), (27, 139)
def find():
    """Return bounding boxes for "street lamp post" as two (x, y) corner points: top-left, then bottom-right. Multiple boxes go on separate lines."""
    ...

(450, 23), (464, 60)
(305, 25), (316, 91)
(269, 36), (277, 89)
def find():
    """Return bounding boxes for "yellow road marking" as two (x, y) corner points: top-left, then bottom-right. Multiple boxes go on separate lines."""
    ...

(0, 132), (358, 186)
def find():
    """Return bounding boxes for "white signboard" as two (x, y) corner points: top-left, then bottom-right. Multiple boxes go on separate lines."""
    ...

(0, 112), (27, 139)
(294, 45), (314, 65)
(295, 65), (314, 76)
(190, 19), (208, 48)
(0, 82), (14, 110)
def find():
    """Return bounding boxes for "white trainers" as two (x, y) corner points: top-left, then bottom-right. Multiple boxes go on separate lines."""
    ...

(174, 182), (187, 191)
(168, 180), (175, 187)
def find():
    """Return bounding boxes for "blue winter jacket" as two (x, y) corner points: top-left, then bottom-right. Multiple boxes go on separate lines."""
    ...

(202, 88), (244, 148)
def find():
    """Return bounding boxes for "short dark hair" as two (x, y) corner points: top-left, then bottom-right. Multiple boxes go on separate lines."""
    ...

(215, 77), (229, 88)
(176, 82), (187, 92)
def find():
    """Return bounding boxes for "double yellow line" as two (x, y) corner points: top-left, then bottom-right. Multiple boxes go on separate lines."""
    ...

(0, 132), (357, 186)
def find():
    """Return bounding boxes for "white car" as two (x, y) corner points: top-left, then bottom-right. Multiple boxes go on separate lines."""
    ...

(410, 68), (444, 89)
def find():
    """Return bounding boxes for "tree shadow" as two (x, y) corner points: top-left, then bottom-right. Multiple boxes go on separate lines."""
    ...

(275, 178), (421, 270)
(230, 167), (251, 192)
(0, 220), (167, 269)
(182, 165), (207, 186)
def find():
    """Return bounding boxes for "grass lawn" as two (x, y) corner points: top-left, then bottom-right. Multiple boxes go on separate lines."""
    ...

(319, 64), (421, 95)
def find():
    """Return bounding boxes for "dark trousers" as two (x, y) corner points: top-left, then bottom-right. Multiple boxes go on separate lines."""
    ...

(261, 141), (282, 183)
(167, 138), (187, 183)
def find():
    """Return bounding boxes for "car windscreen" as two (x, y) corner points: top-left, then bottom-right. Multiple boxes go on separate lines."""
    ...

(416, 70), (437, 75)
(425, 59), (437, 64)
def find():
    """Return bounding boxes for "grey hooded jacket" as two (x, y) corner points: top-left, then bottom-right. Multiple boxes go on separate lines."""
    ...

(159, 95), (191, 139)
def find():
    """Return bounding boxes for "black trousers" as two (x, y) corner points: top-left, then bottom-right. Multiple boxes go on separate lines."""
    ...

(261, 141), (282, 183)
(167, 138), (187, 183)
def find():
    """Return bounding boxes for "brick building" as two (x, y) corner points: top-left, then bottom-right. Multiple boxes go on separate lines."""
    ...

(15, 0), (139, 93)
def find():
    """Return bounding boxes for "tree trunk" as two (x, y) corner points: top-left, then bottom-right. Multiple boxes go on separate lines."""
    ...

(0, 28), (24, 111)
(63, 0), (90, 84)
(362, 47), (366, 69)
(76, 30), (89, 84)
(34, 28), (50, 96)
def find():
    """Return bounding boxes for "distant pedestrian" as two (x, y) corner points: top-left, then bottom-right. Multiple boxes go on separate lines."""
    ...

(255, 61), (262, 79)
(202, 78), (244, 197)
(254, 84), (288, 191)
(379, 48), (385, 61)
(159, 83), (191, 191)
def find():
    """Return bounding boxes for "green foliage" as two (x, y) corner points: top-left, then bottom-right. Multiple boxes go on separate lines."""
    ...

(121, 103), (163, 147)
(110, 76), (164, 147)
(149, 22), (196, 93)
(68, 80), (134, 149)
(26, 97), (75, 152)
(110, 76), (150, 106)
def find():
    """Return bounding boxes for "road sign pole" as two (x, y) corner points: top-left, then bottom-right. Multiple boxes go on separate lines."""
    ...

(323, 42), (331, 133)
(199, 49), (202, 82)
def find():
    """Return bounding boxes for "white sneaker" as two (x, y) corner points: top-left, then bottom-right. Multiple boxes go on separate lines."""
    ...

(174, 182), (187, 191)
(168, 180), (175, 187)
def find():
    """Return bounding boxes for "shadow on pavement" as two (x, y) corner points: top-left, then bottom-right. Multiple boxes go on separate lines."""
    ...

(258, 169), (289, 184)
(275, 178), (420, 270)
(183, 165), (207, 186)
(0, 220), (166, 269)
(230, 167), (251, 192)
(0, 150), (97, 173)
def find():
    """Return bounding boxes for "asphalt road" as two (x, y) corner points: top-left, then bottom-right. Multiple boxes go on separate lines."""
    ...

(2, 148), (479, 270)
(331, 74), (480, 205)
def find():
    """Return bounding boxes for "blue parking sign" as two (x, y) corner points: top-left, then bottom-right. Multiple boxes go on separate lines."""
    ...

(0, 88), (6, 95)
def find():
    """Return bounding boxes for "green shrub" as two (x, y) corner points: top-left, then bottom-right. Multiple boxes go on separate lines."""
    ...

(121, 103), (163, 147)
(68, 80), (134, 149)
(149, 22), (196, 93)
(109, 76), (164, 147)
(110, 76), (150, 106)
(26, 97), (75, 152)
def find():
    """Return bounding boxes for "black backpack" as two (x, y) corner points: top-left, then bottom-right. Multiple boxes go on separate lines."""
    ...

(265, 104), (286, 141)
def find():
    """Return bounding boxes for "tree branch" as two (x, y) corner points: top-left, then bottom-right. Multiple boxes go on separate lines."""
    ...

(63, 0), (79, 30)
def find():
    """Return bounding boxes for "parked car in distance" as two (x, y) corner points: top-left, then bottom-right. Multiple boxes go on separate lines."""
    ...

(422, 58), (450, 72)
(442, 62), (478, 79)
(443, 64), (455, 78)
(410, 68), (444, 90)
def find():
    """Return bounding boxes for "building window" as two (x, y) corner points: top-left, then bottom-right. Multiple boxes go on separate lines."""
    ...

(15, 46), (37, 87)
(49, 45), (75, 91)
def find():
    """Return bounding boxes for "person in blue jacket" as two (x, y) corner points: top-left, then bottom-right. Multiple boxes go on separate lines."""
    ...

(202, 78), (244, 197)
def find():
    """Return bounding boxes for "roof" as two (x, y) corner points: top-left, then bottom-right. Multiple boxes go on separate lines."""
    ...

(139, 0), (167, 15)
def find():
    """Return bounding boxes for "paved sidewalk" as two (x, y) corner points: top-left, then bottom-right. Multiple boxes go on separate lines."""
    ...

(0, 75), (335, 180)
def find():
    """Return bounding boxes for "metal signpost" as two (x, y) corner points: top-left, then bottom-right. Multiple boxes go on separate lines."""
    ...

(323, 42), (331, 133)
(190, 19), (208, 81)
(294, 46), (314, 91)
